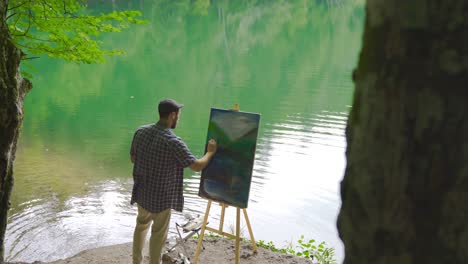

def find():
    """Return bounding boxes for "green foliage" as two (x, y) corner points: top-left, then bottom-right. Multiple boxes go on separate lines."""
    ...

(257, 235), (337, 264)
(256, 240), (290, 253)
(296, 235), (337, 264)
(6, 0), (146, 64)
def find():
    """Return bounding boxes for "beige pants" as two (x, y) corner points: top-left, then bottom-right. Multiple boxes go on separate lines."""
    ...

(133, 205), (171, 264)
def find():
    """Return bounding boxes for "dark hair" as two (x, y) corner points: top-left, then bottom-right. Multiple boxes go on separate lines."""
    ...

(159, 109), (179, 119)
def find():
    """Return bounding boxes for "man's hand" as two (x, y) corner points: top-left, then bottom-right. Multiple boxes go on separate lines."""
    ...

(207, 139), (217, 153)
(189, 139), (218, 172)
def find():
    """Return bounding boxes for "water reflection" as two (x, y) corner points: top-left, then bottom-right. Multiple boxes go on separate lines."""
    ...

(7, 0), (363, 262)
(7, 110), (349, 262)
(248, 111), (347, 246)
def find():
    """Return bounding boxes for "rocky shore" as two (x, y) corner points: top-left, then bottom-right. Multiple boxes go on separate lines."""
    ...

(8, 237), (312, 264)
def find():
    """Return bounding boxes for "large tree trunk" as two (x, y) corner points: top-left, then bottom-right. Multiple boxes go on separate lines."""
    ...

(338, 1), (468, 263)
(0, 0), (31, 261)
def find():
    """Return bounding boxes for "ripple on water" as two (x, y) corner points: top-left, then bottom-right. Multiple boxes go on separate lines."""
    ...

(6, 109), (348, 263)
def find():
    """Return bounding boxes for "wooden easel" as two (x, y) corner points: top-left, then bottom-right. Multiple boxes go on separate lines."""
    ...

(193, 200), (257, 264)
(193, 104), (258, 264)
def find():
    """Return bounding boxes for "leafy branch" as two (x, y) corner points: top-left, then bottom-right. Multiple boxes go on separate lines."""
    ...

(6, 0), (147, 66)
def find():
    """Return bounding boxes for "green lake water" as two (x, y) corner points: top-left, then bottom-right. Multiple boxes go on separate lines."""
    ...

(5, 0), (364, 262)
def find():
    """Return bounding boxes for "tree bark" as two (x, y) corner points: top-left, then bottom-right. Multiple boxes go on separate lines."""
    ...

(338, 1), (468, 263)
(0, 0), (31, 261)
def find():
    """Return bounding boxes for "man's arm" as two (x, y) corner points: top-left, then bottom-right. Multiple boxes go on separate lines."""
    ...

(189, 139), (217, 172)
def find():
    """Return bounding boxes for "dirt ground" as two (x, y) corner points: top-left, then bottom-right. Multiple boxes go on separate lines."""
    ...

(9, 237), (313, 264)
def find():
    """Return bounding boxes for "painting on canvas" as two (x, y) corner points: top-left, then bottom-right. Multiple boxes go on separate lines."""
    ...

(198, 108), (261, 208)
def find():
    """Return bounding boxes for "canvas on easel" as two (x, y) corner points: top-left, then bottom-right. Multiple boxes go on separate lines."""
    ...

(198, 108), (261, 208)
(194, 106), (259, 264)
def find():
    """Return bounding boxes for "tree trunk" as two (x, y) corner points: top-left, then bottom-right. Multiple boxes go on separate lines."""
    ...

(0, 0), (31, 261)
(338, 1), (468, 263)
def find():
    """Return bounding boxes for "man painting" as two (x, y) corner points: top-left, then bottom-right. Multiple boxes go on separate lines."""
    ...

(130, 98), (217, 264)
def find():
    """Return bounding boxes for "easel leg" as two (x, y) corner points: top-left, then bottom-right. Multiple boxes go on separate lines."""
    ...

(219, 203), (226, 232)
(194, 200), (212, 264)
(235, 207), (241, 264)
(242, 209), (257, 252)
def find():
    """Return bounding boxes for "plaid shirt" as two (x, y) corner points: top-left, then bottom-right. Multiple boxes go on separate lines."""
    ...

(130, 122), (196, 213)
